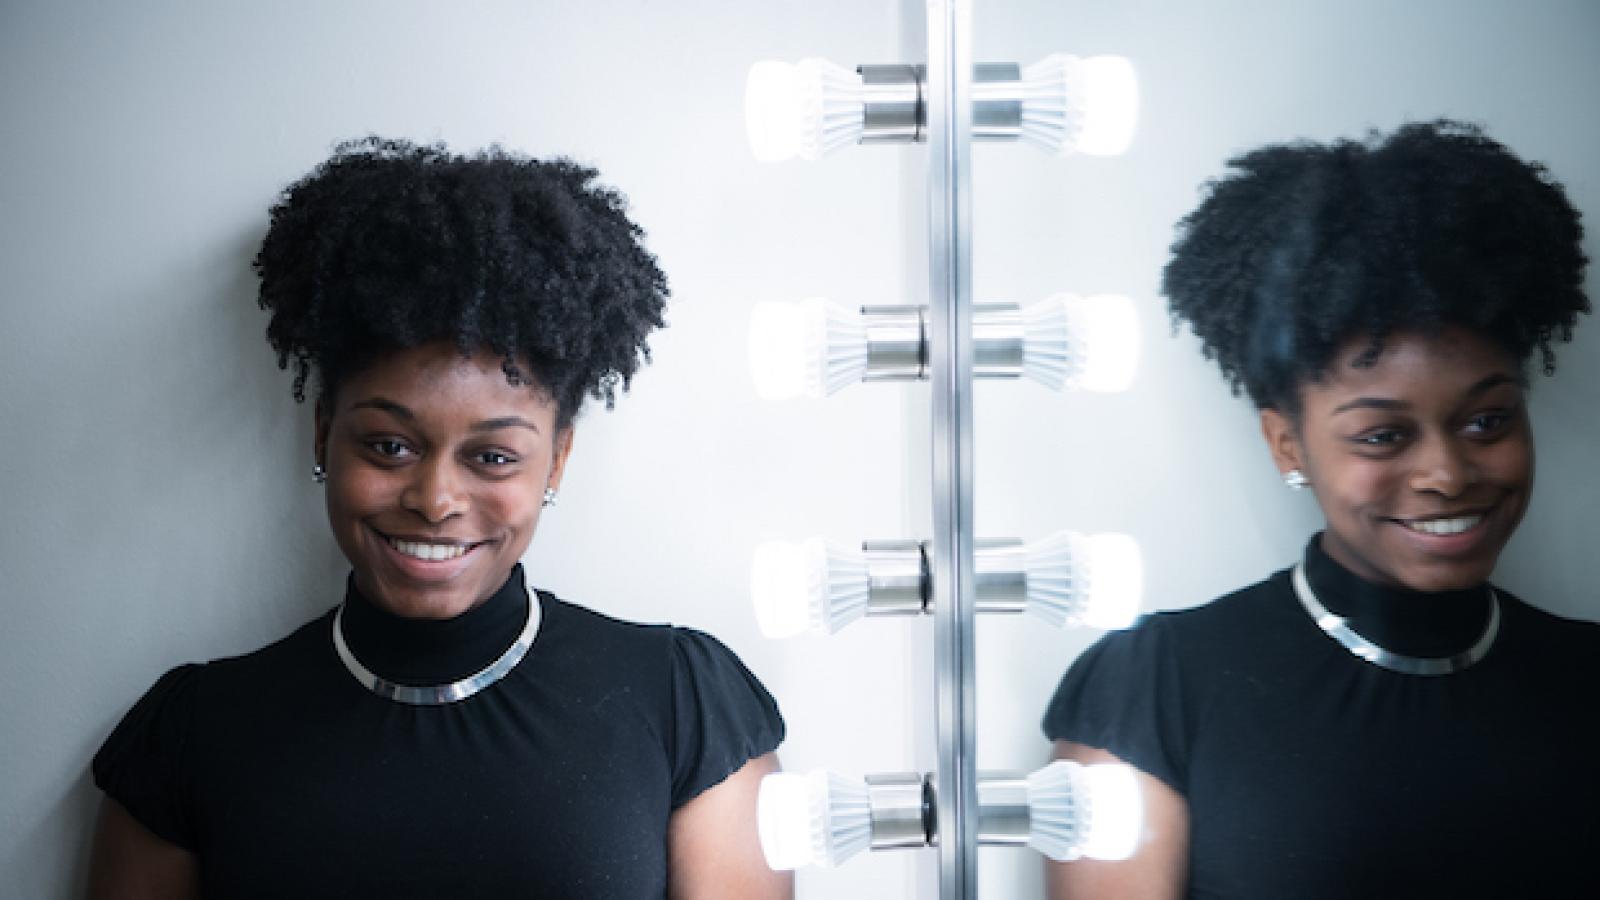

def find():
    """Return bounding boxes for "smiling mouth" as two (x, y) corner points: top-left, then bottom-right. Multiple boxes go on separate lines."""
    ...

(375, 529), (485, 562)
(1394, 513), (1485, 536)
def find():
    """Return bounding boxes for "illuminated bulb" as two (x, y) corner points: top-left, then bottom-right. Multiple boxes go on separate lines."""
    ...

(1026, 761), (1142, 861)
(1059, 293), (1139, 393)
(1019, 54), (1140, 157)
(745, 59), (867, 162)
(747, 299), (868, 400)
(1024, 531), (1143, 629)
(751, 538), (871, 639)
(758, 770), (872, 870)
(1019, 295), (1073, 390)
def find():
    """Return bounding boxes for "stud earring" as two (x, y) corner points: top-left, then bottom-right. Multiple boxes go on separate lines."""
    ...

(312, 463), (327, 485)
(542, 488), (558, 508)
(1283, 469), (1309, 491)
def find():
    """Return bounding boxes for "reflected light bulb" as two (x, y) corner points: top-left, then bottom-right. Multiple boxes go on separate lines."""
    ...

(1026, 760), (1142, 861)
(758, 770), (872, 870)
(747, 299), (868, 401)
(1024, 531), (1143, 629)
(1079, 763), (1142, 861)
(1020, 54), (1140, 157)
(745, 59), (866, 162)
(751, 538), (871, 639)
(1060, 293), (1139, 393)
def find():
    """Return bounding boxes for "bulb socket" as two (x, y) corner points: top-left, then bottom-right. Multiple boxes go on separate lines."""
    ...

(851, 62), (1024, 145)
(865, 772), (935, 849)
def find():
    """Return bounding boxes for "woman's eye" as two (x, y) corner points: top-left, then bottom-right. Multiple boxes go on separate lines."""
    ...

(368, 439), (412, 459)
(475, 450), (517, 467)
(1354, 429), (1403, 447)
(1466, 412), (1510, 435)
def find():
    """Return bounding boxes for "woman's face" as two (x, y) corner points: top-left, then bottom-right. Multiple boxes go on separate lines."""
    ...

(315, 342), (572, 619)
(1260, 326), (1533, 592)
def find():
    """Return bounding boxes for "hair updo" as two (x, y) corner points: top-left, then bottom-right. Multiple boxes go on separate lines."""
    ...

(1162, 119), (1589, 415)
(255, 136), (669, 430)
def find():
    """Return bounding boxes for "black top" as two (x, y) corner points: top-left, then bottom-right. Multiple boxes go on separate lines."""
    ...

(1044, 536), (1600, 899)
(94, 567), (785, 899)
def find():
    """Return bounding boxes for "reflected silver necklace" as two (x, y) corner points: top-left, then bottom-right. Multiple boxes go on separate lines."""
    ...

(1291, 563), (1499, 676)
(331, 587), (541, 705)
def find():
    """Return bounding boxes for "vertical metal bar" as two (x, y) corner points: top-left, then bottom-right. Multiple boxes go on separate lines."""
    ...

(924, 0), (976, 897)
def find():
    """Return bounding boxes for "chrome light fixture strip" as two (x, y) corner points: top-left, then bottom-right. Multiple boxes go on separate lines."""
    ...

(926, 0), (978, 896)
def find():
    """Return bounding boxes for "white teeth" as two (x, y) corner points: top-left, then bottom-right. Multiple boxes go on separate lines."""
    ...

(388, 539), (469, 561)
(1403, 515), (1482, 536)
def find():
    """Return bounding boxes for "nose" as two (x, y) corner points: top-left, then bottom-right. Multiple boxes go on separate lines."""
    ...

(401, 456), (469, 523)
(1408, 434), (1478, 498)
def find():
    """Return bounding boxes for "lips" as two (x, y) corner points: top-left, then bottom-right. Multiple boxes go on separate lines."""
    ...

(371, 527), (488, 563)
(1396, 514), (1484, 536)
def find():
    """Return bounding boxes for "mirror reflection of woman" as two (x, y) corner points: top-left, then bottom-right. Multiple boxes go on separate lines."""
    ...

(1045, 121), (1597, 899)
(88, 138), (792, 899)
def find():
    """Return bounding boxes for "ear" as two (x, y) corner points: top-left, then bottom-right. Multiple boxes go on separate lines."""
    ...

(1259, 407), (1304, 477)
(547, 427), (576, 491)
(313, 399), (331, 468)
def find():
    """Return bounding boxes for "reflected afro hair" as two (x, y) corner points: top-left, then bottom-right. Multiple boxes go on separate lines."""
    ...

(1163, 120), (1588, 415)
(255, 136), (668, 429)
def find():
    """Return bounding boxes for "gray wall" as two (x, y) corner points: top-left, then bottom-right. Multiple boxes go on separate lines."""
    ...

(1, 2), (1596, 899)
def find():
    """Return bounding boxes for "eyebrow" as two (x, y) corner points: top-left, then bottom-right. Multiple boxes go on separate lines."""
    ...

(1329, 372), (1523, 416)
(347, 399), (541, 434)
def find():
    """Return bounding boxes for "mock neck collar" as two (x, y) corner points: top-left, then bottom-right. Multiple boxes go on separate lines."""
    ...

(1302, 534), (1494, 658)
(339, 566), (530, 684)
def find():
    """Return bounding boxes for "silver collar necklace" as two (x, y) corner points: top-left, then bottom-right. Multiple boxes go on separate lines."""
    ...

(1291, 563), (1499, 677)
(332, 586), (541, 705)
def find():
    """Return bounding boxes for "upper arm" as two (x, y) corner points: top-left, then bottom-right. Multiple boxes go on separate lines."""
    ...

(87, 796), (200, 900)
(666, 752), (792, 900)
(1045, 741), (1189, 900)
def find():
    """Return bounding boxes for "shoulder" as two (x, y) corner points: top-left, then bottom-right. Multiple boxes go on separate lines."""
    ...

(535, 590), (679, 664)
(1093, 567), (1293, 661)
(1491, 588), (1600, 658)
(537, 592), (771, 686)
(1047, 568), (1294, 725)
(184, 609), (338, 694)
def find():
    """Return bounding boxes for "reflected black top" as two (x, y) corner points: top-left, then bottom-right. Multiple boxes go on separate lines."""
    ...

(94, 566), (785, 899)
(1044, 536), (1600, 899)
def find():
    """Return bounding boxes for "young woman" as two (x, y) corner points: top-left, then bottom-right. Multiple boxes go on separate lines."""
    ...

(1045, 121), (1597, 899)
(88, 138), (791, 899)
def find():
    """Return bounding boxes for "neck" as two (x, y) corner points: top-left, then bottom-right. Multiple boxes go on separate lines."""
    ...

(340, 566), (529, 683)
(1304, 535), (1492, 658)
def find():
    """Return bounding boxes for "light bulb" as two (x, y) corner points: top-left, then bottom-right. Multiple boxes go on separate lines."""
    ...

(1059, 293), (1139, 393)
(1019, 54), (1140, 157)
(747, 299), (868, 400)
(758, 770), (872, 870)
(745, 59), (867, 162)
(1024, 531), (1143, 629)
(751, 538), (871, 639)
(1026, 760), (1142, 861)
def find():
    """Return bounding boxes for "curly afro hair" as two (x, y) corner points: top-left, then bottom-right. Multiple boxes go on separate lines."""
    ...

(1163, 120), (1589, 416)
(255, 136), (669, 430)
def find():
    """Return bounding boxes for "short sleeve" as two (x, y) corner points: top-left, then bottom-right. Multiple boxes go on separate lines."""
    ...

(666, 629), (786, 809)
(91, 664), (202, 849)
(1042, 616), (1190, 794)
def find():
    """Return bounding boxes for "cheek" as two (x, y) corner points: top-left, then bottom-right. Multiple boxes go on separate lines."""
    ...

(476, 480), (545, 529)
(326, 472), (393, 525)
(1311, 456), (1401, 513)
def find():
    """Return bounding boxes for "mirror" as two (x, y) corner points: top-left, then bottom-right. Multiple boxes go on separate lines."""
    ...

(971, 1), (1600, 897)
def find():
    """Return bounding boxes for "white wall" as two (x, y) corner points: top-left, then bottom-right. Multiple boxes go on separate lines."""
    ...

(969, 1), (1600, 896)
(2, 2), (1597, 899)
